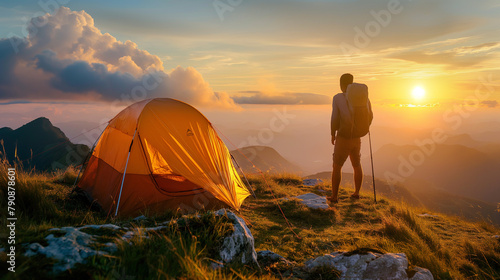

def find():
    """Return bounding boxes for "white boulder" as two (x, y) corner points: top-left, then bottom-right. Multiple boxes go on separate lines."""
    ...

(216, 209), (258, 265)
(24, 227), (114, 273)
(305, 251), (433, 280)
(294, 193), (330, 209)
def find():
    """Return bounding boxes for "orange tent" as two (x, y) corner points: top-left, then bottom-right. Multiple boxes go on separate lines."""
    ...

(78, 98), (250, 217)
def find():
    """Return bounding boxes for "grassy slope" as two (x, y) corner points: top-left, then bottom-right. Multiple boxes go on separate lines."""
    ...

(241, 173), (500, 279)
(306, 171), (500, 226)
(0, 160), (499, 279)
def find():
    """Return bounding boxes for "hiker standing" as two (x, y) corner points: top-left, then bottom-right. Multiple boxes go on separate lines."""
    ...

(328, 73), (373, 203)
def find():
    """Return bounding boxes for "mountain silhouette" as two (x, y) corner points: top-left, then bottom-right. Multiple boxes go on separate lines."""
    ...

(444, 133), (485, 148)
(371, 143), (500, 204)
(0, 117), (89, 171)
(230, 146), (303, 174)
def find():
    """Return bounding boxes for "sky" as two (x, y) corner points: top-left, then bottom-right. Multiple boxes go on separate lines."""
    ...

(0, 0), (499, 173)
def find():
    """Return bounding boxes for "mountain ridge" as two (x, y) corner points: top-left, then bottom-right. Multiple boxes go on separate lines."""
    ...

(230, 145), (303, 174)
(370, 142), (500, 204)
(0, 117), (89, 171)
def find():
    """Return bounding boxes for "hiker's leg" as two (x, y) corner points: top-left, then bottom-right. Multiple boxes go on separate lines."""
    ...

(352, 164), (363, 196)
(331, 137), (348, 201)
(350, 137), (363, 196)
(331, 163), (342, 200)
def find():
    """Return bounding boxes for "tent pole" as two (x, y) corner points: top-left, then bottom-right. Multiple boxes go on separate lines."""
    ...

(115, 129), (137, 217)
(72, 128), (106, 189)
(231, 155), (257, 198)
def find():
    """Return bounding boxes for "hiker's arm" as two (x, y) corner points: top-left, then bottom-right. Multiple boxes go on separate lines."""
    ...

(331, 97), (340, 142)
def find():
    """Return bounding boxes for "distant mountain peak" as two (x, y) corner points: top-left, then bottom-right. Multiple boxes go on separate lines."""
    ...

(230, 145), (302, 174)
(33, 116), (51, 123)
(23, 117), (54, 129)
(16, 116), (68, 141)
(0, 117), (89, 171)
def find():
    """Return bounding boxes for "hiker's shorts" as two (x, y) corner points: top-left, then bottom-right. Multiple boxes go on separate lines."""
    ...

(333, 136), (361, 167)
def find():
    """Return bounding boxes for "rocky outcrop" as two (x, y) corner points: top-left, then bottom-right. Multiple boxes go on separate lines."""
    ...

(22, 210), (257, 274)
(256, 248), (434, 279)
(20, 210), (434, 279)
(215, 209), (258, 265)
(305, 250), (433, 280)
(24, 225), (120, 273)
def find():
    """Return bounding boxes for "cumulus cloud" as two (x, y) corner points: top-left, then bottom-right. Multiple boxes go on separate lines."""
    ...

(233, 91), (330, 105)
(0, 7), (238, 109)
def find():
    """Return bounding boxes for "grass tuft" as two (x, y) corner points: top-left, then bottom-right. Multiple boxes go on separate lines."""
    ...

(52, 165), (78, 185)
(271, 172), (302, 186)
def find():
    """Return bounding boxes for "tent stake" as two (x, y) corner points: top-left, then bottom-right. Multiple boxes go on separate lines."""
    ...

(115, 129), (137, 216)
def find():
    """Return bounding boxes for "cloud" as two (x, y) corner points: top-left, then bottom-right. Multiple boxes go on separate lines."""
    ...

(388, 42), (499, 68)
(481, 100), (498, 108)
(87, 0), (490, 53)
(0, 7), (238, 109)
(233, 91), (330, 105)
(455, 42), (500, 54)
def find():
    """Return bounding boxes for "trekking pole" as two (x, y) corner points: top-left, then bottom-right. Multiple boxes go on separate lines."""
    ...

(368, 131), (376, 203)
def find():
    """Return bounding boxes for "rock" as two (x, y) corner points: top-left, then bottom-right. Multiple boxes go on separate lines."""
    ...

(294, 193), (329, 209)
(258, 250), (287, 262)
(121, 224), (172, 242)
(363, 253), (408, 279)
(210, 261), (224, 270)
(257, 250), (293, 266)
(23, 210), (256, 274)
(303, 179), (322, 186)
(104, 242), (118, 253)
(24, 227), (113, 273)
(305, 251), (433, 280)
(78, 224), (123, 230)
(216, 209), (258, 266)
(132, 215), (147, 221)
(257, 250), (294, 273)
(410, 267), (435, 280)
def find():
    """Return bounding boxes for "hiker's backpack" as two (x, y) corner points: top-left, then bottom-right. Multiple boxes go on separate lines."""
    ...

(345, 83), (371, 138)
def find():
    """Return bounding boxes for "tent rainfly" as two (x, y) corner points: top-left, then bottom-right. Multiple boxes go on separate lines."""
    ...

(78, 98), (250, 216)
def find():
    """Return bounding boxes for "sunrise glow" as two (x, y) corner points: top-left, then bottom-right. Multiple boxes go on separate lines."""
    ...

(412, 86), (426, 101)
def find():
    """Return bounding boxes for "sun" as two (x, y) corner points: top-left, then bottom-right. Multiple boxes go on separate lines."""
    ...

(412, 86), (426, 101)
